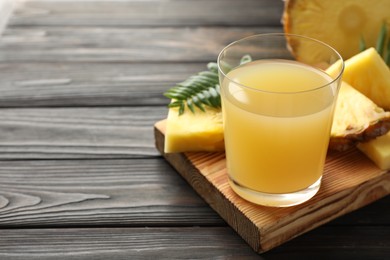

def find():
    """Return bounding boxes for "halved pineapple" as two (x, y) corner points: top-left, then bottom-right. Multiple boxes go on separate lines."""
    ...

(329, 81), (390, 151)
(164, 104), (224, 153)
(342, 47), (390, 110)
(282, 0), (390, 60)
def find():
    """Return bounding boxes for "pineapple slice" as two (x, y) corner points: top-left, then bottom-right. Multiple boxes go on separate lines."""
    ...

(342, 47), (390, 110)
(164, 47), (390, 153)
(164, 105), (224, 153)
(282, 0), (390, 60)
(357, 132), (390, 170)
(329, 81), (390, 151)
(164, 82), (390, 153)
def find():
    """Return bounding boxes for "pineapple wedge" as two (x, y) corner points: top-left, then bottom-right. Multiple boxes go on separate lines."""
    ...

(164, 105), (224, 153)
(164, 81), (390, 153)
(357, 131), (390, 170)
(329, 81), (390, 151)
(342, 47), (390, 110)
(282, 0), (390, 60)
(164, 47), (390, 153)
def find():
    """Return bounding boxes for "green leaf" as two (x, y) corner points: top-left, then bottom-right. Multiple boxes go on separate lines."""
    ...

(219, 60), (233, 73)
(167, 101), (182, 108)
(164, 91), (186, 100)
(385, 39), (390, 66)
(359, 23), (389, 67)
(198, 71), (219, 81)
(240, 54), (252, 65)
(192, 96), (206, 112)
(376, 22), (387, 56)
(164, 63), (221, 115)
(208, 87), (221, 107)
(207, 62), (218, 73)
(196, 91), (211, 106)
(179, 102), (185, 115)
(359, 35), (366, 52)
(164, 55), (251, 115)
(186, 98), (195, 113)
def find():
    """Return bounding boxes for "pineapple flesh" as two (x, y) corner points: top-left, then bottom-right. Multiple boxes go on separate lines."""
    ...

(329, 81), (390, 151)
(164, 81), (390, 153)
(357, 131), (390, 170)
(282, 0), (390, 60)
(164, 45), (390, 153)
(342, 48), (390, 110)
(164, 105), (224, 153)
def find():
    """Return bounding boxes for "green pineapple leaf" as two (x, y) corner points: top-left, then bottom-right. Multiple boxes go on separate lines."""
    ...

(164, 55), (252, 115)
(361, 22), (389, 65)
(164, 62), (221, 115)
(376, 22), (387, 56)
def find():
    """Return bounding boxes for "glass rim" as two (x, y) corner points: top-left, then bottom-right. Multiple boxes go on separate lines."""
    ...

(217, 33), (345, 94)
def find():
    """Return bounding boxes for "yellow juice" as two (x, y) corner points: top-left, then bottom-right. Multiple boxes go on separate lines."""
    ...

(221, 59), (335, 194)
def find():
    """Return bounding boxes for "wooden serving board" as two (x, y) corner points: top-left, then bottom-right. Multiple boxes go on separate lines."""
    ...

(154, 119), (390, 253)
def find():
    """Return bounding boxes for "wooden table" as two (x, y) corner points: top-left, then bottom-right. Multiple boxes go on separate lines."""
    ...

(0, 0), (389, 258)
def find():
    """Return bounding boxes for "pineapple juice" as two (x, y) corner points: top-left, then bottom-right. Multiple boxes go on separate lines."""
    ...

(221, 60), (335, 196)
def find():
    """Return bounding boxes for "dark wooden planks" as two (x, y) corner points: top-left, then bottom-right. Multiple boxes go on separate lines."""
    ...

(0, 158), (223, 227)
(0, 0), (387, 258)
(0, 157), (388, 258)
(265, 225), (390, 258)
(0, 62), (205, 107)
(0, 26), (280, 107)
(0, 227), (259, 259)
(0, 0), (14, 35)
(0, 107), (166, 158)
(0, 26), (281, 63)
(10, 0), (284, 27)
(0, 226), (388, 259)
(0, 157), (388, 228)
(0, 1), (282, 108)
(329, 195), (390, 225)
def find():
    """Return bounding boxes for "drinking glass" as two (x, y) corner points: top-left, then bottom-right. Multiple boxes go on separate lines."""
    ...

(217, 33), (344, 207)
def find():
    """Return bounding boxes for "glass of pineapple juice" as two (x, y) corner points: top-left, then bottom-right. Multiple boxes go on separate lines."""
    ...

(218, 33), (344, 207)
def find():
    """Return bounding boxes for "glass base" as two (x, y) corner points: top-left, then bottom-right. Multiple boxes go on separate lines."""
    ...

(228, 176), (322, 207)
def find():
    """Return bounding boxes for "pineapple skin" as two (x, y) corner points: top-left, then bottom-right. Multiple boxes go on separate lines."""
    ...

(329, 81), (390, 151)
(164, 81), (390, 153)
(164, 47), (390, 153)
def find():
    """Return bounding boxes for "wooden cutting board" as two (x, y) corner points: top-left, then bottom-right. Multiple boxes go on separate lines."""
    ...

(154, 119), (390, 253)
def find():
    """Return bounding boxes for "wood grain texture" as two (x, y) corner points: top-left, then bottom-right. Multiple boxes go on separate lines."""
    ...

(0, 157), (388, 229)
(0, 0), (15, 36)
(0, 62), (206, 107)
(155, 120), (390, 253)
(0, 226), (389, 259)
(0, 227), (260, 259)
(0, 0), (388, 258)
(10, 0), (284, 27)
(0, 107), (167, 159)
(0, 158), (223, 227)
(0, 26), (281, 62)
(264, 225), (390, 258)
